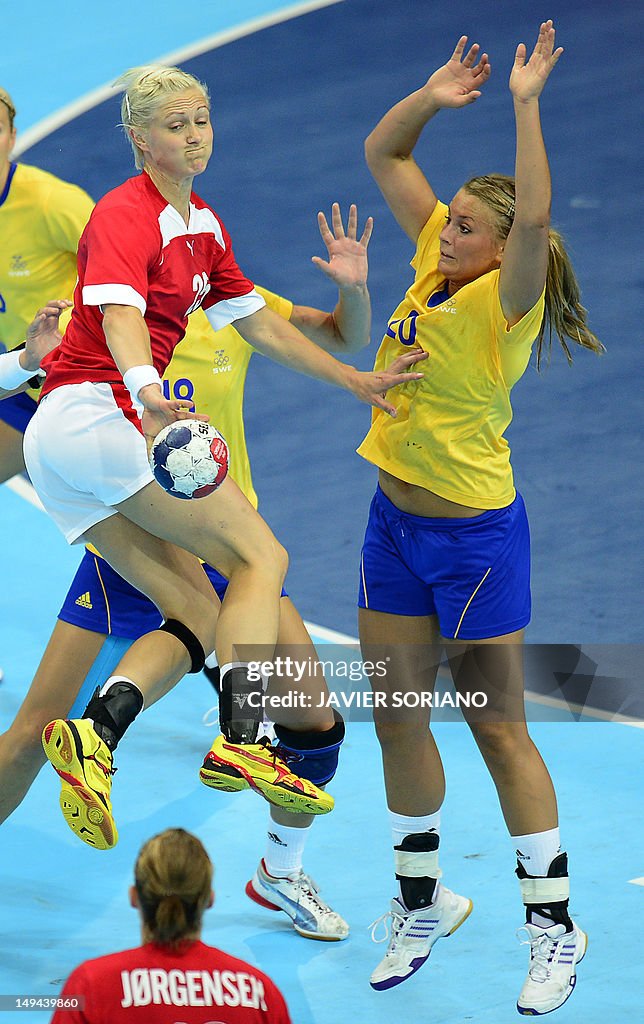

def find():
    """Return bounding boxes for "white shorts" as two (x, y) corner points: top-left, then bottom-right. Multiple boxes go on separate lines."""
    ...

(23, 381), (155, 544)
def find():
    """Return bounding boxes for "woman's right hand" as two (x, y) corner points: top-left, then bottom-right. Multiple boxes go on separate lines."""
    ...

(425, 36), (491, 109)
(141, 389), (209, 455)
(348, 347), (428, 417)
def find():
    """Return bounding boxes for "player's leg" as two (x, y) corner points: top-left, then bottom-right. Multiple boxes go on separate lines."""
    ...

(358, 486), (474, 989)
(438, 492), (585, 1015)
(244, 596), (348, 940)
(360, 607), (473, 990)
(0, 399), (32, 482)
(0, 544), (161, 826)
(447, 634), (586, 1015)
(0, 620), (106, 824)
(41, 513), (221, 850)
(116, 474), (287, 669)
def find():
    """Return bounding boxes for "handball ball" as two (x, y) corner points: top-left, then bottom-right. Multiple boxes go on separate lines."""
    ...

(150, 419), (229, 499)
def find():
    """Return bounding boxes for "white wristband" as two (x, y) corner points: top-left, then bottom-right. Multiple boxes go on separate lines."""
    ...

(0, 349), (34, 391)
(123, 364), (162, 417)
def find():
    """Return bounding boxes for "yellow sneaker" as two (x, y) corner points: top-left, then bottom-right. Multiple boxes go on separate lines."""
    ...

(42, 719), (117, 850)
(199, 735), (334, 815)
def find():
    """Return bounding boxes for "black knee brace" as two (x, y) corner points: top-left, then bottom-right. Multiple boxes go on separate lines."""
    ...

(160, 619), (205, 674)
(273, 718), (345, 785)
(219, 665), (263, 744)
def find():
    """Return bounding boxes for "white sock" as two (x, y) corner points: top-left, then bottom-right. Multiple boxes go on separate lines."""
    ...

(263, 822), (312, 877)
(512, 827), (562, 877)
(389, 809), (441, 848)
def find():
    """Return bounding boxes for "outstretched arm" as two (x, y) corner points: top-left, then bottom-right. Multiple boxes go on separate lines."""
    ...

(499, 20), (563, 325)
(234, 304), (427, 417)
(0, 300), (71, 396)
(365, 37), (491, 242)
(291, 203), (373, 353)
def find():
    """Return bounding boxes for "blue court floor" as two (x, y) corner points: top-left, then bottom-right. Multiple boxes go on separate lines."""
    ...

(1, 1), (642, 1022)
(1, 484), (642, 1023)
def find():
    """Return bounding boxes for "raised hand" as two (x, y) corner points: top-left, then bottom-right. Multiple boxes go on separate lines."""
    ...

(425, 36), (491, 109)
(510, 20), (563, 102)
(312, 203), (373, 290)
(349, 347), (428, 417)
(23, 299), (72, 371)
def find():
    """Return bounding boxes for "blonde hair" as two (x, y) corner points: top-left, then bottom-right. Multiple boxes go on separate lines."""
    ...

(0, 87), (16, 131)
(463, 173), (605, 367)
(114, 65), (210, 170)
(134, 828), (213, 948)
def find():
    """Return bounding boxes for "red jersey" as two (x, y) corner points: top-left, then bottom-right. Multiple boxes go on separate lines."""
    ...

(40, 172), (264, 402)
(50, 940), (292, 1024)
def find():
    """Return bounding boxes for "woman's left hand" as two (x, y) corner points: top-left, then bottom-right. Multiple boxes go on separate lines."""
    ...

(312, 203), (373, 290)
(23, 299), (72, 371)
(509, 20), (563, 102)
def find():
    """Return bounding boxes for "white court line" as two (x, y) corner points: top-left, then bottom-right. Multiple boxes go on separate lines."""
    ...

(5, 473), (45, 511)
(13, 0), (344, 155)
(629, 878), (644, 886)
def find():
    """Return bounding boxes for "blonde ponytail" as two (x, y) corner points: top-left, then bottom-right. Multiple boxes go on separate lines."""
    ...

(464, 175), (605, 368)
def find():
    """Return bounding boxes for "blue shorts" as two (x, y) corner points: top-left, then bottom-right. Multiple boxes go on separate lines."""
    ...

(358, 486), (531, 640)
(58, 549), (287, 639)
(0, 391), (37, 433)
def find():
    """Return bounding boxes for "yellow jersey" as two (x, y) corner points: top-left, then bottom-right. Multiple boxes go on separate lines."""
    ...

(0, 163), (94, 351)
(165, 287), (292, 508)
(357, 201), (545, 509)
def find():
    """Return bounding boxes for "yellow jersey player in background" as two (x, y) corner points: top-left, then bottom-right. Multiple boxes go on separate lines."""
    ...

(0, 86), (94, 482)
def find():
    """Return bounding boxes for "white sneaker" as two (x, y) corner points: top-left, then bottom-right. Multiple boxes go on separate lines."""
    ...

(517, 921), (587, 1015)
(246, 859), (349, 941)
(369, 885), (473, 991)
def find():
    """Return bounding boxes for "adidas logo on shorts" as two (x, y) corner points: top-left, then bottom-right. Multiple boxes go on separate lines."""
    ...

(75, 591), (93, 609)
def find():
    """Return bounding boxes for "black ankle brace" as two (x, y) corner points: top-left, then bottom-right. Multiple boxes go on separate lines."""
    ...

(516, 851), (573, 929)
(219, 666), (263, 744)
(83, 681), (144, 751)
(395, 831), (440, 910)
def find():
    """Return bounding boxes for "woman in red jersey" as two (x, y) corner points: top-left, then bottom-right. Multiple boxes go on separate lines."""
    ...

(51, 828), (292, 1024)
(22, 64), (425, 852)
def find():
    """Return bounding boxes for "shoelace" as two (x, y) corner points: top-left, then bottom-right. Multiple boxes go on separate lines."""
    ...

(369, 907), (406, 945)
(289, 872), (337, 917)
(517, 927), (557, 983)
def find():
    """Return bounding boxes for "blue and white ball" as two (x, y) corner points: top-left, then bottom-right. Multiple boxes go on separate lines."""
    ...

(150, 419), (229, 499)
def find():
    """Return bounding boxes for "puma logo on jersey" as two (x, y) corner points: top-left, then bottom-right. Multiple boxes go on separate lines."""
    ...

(75, 591), (93, 609)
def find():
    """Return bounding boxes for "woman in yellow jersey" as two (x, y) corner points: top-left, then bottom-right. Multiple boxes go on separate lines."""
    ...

(0, 87), (94, 481)
(0, 207), (379, 941)
(358, 25), (602, 1014)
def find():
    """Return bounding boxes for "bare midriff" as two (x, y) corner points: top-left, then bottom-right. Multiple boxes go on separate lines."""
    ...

(379, 469), (487, 519)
